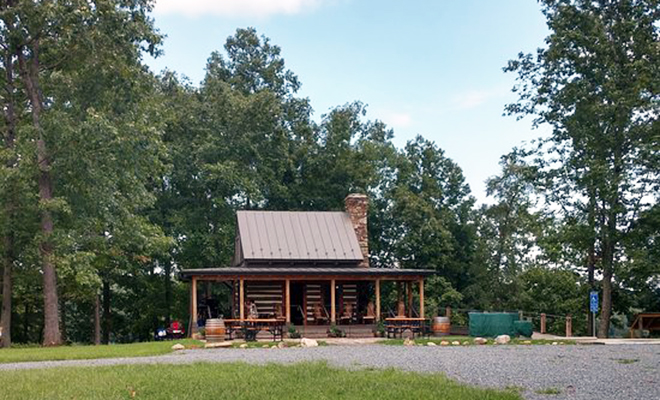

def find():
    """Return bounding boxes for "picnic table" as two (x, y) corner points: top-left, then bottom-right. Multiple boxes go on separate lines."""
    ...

(223, 318), (285, 342)
(385, 317), (428, 339)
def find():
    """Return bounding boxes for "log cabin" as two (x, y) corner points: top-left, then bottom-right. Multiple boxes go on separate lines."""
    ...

(180, 193), (433, 337)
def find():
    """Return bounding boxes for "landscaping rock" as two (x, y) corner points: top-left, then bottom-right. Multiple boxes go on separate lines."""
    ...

(474, 337), (488, 345)
(239, 344), (248, 349)
(171, 344), (185, 351)
(262, 345), (269, 348)
(427, 342), (437, 346)
(495, 335), (511, 345)
(440, 341), (450, 346)
(462, 341), (469, 346)
(403, 338), (415, 346)
(451, 341), (460, 346)
(300, 338), (319, 348)
(523, 340), (532, 345)
(204, 341), (232, 349)
(271, 345), (277, 349)
(552, 342), (558, 346)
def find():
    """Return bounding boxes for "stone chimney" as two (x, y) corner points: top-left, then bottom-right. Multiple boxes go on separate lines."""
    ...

(345, 193), (369, 267)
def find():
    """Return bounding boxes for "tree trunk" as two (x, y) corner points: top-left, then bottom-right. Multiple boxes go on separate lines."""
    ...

(0, 236), (11, 348)
(102, 279), (111, 345)
(598, 268), (613, 338)
(94, 294), (101, 345)
(1, 41), (18, 349)
(18, 41), (61, 347)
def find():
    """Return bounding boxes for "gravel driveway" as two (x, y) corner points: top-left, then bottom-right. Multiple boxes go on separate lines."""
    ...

(1, 344), (658, 400)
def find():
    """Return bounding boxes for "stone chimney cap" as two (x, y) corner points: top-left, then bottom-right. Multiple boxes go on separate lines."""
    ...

(345, 193), (368, 200)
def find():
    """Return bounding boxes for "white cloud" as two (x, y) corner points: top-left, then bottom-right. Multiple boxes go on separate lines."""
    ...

(381, 112), (412, 128)
(154, 0), (328, 18)
(453, 90), (493, 110)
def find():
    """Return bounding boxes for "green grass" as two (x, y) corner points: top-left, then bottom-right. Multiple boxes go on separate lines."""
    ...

(0, 362), (522, 400)
(0, 339), (203, 364)
(535, 387), (561, 395)
(379, 337), (576, 346)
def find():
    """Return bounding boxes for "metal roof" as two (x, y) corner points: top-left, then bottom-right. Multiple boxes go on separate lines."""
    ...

(180, 267), (434, 279)
(236, 211), (364, 262)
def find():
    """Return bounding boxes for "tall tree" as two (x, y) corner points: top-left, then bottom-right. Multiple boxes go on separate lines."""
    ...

(0, 0), (162, 345)
(505, 0), (660, 336)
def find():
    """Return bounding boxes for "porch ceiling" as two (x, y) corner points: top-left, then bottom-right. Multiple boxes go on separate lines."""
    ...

(180, 267), (434, 281)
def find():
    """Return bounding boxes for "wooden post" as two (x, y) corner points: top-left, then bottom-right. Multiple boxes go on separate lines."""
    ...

(285, 279), (291, 323)
(239, 279), (245, 320)
(419, 279), (425, 318)
(445, 306), (452, 319)
(406, 282), (413, 317)
(565, 315), (572, 337)
(330, 279), (336, 323)
(540, 313), (547, 334)
(375, 279), (381, 321)
(191, 277), (198, 336)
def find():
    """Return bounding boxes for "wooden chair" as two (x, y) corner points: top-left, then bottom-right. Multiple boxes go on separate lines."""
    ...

(313, 303), (328, 325)
(274, 303), (284, 319)
(340, 303), (354, 325)
(363, 301), (376, 324)
(397, 300), (406, 318)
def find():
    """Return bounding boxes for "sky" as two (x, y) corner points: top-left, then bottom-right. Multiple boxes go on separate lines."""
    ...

(146, 0), (551, 204)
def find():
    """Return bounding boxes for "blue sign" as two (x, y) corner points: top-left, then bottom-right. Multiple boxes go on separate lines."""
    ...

(590, 291), (599, 313)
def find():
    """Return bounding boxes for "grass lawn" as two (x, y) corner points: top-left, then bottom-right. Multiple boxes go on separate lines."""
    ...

(0, 339), (203, 364)
(0, 362), (522, 400)
(379, 337), (577, 346)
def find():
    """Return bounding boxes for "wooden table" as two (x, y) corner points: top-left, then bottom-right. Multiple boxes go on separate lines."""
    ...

(223, 318), (285, 342)
(385, 317), (427, 339)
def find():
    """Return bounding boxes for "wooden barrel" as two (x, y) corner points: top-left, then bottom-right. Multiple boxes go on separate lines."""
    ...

(432, 316), (451, 336)
(205, 318), (226, 342)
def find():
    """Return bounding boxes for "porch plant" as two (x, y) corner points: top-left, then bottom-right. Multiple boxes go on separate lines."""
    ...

(327, 324), (345, 338)
(373, 321), (385, 337)
(288, 325), (301, 339)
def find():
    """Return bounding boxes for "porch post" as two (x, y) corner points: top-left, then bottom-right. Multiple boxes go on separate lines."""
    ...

(375, 279), (381, 321)
(191, 276), (198, 336)
(285, 279), (291, 323)
(330, 279), (336, 323)
(406, 282), (413, 317)
(239, 279), (245, 319)
(419, 279), (425, 318)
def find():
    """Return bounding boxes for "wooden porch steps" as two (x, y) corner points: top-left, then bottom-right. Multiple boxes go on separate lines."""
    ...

(255, 324), (376, 340)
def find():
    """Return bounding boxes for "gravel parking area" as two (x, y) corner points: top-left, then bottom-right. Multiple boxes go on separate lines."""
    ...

(1, 344), (658, 400)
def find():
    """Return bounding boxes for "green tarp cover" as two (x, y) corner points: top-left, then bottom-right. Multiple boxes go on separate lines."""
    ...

(514, 320), (533, 338)
(469, 312), (519, 337)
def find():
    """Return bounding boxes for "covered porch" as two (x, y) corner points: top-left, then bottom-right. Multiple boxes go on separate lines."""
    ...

(181, 267), (433, 338)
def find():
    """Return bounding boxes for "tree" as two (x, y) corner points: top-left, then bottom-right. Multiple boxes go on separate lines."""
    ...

(505, 0), (660, 336)
(371, 136), (487, 309)
(0, 0), (162, 345)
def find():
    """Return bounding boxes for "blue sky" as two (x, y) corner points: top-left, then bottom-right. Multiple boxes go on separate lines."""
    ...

(146, 0), (551, 204)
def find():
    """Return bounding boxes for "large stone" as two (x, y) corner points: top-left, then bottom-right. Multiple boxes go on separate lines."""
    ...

(451, 341), (460, 346)
(171, 343), (185, 351)
(495, 335), (511, 345)
(474, 337), (488, 345)
(204, 341), (232, 349)
(440, 340), (450, 346)
(277, 342), (287, 349)
(427, 342), (437, 346)
(403, 338), (415, 346)
(300, 338), (319, 348)
(239, 343), (248, 348)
